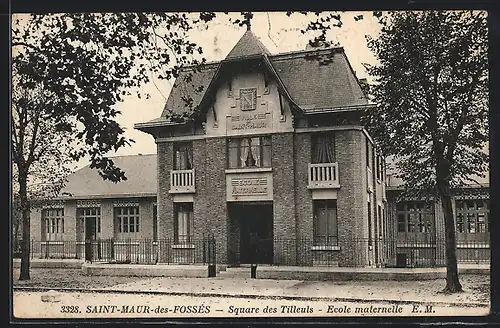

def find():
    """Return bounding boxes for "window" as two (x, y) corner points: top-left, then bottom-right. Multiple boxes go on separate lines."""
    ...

(42, 208), (64, 241)
(77, 207), (101, 240)
(368, 200), (372, 245)
(376, 155), (383, 181)
(228, 136), (271, 168)
(366, 139), (371, 168)
(175, 203), (193, 244)
(239, 88), (257, 111)
(153, 204), (158, 241)
(311, 132), (335, 163)
(396, 201), (433, 233)
(377, 205), (382, 238)
(115, 207), (140, 237)
(313, 200), (338, 245)
(456, 199), (489, 233)
(174, 142), (193, 170)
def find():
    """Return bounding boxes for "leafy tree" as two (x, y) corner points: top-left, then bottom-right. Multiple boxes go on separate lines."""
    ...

(11, 12), (217, 280)
(363, 11), (488, 293)
(11, 77), (75, 266)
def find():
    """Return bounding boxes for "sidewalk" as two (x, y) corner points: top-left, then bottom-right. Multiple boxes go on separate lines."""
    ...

(90, 274), (489, 307)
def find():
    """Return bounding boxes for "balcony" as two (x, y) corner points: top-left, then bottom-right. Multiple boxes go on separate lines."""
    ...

(169, 169), (195, 194)
(308, 163), (340, 189)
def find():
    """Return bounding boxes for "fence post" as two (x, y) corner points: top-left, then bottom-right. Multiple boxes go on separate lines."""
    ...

(110, 238), (115, 260)
(45, 239), (49, 259)
(85, 238), (92, 262)
(207, 234), (216, 278)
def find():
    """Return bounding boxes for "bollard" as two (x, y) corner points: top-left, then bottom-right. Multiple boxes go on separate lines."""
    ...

(250, 264), (257, 279)
(208, 264), (216, 278)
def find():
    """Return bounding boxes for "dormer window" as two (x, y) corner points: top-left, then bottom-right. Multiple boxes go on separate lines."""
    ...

(240, 88), (257, 111)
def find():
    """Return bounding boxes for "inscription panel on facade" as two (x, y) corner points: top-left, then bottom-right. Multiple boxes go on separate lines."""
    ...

(226, 112), (272, 135)
(226, 172), (273, 201)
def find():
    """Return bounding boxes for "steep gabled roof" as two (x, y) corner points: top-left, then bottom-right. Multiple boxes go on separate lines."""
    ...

(136, 33), (372, 130)
(152, 48), (369, 120)
(59, 154), (157, 199)
(225, 29), (271, 60)
(270, 50), (368, 110)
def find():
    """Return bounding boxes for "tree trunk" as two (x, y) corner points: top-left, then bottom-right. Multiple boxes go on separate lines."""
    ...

(18, 171), (31, 281)
(439, 185), (463, 293)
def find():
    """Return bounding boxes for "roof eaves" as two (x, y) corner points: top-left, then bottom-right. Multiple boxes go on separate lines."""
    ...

(54, 193), (158, 201)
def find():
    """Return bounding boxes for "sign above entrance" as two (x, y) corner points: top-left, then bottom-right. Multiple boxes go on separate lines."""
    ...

(232, 177), (268, 196)
(226, 171), (273, 202)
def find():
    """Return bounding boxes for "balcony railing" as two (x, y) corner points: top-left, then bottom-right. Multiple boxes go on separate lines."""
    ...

(169, 169), (195, 193)
(308, 163), (340, 189)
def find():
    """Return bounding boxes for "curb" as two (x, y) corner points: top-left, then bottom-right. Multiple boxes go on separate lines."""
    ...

(13, 286), (489, 309)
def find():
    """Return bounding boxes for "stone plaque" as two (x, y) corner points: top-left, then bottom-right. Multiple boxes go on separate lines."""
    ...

(228, 112), (271, 132)
(231, 177), (268, 196)
(226, 171), (273, 201)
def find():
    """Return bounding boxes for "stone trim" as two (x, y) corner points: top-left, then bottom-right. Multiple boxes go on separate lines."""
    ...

(171, 244), (195, 249)
(113, 200), (140, 207)
(225, 167), (273, 174)
(76, 200), (101, 208)
(42, 200), (65, 209)
(310, 245), (341, 251)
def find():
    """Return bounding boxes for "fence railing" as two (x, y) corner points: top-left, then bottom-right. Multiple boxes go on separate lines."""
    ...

(247, 237), (490, 268)
(26, 237), (489, 268)
(29, 237), (216, 265)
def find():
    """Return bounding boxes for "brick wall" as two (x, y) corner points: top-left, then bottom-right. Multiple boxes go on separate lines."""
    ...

(272, 133), (297, 265)
(193, 137), (228, 264)
(336, 129), (367, 266)
(157, 142), (175, 241)
(293, 133), (313, 265)
(157, 141), (175, 262)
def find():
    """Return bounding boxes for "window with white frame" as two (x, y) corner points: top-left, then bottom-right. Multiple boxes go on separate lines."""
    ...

(456, 199), (489, 233)
(227, 136), (271, 168)
(174, 203), (193, 244)
(313, 200), (338, 246)
(115, 207), (140, 238)
(42, 208), (64, 241)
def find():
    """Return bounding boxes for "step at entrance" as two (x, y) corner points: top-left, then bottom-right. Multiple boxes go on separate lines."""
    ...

(217, 267), (253, 278)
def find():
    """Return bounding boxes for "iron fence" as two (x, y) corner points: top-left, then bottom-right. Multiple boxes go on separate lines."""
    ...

(249, 237), (490, 268)
(29, 236), (217, 265)
(26, 236), (489, 268)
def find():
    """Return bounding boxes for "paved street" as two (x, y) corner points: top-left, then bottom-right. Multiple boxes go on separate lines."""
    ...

(13, 269), (490, 306)
(13, 291), (490, 319)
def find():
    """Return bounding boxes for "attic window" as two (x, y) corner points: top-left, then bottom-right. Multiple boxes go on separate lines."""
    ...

(240, 88), (257, 111)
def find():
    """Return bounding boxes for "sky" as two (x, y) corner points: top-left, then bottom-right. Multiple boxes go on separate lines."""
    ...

(75, 11), (383, 169)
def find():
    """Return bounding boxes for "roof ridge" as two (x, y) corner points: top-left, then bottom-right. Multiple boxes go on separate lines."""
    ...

(270, 46), (344, 60)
